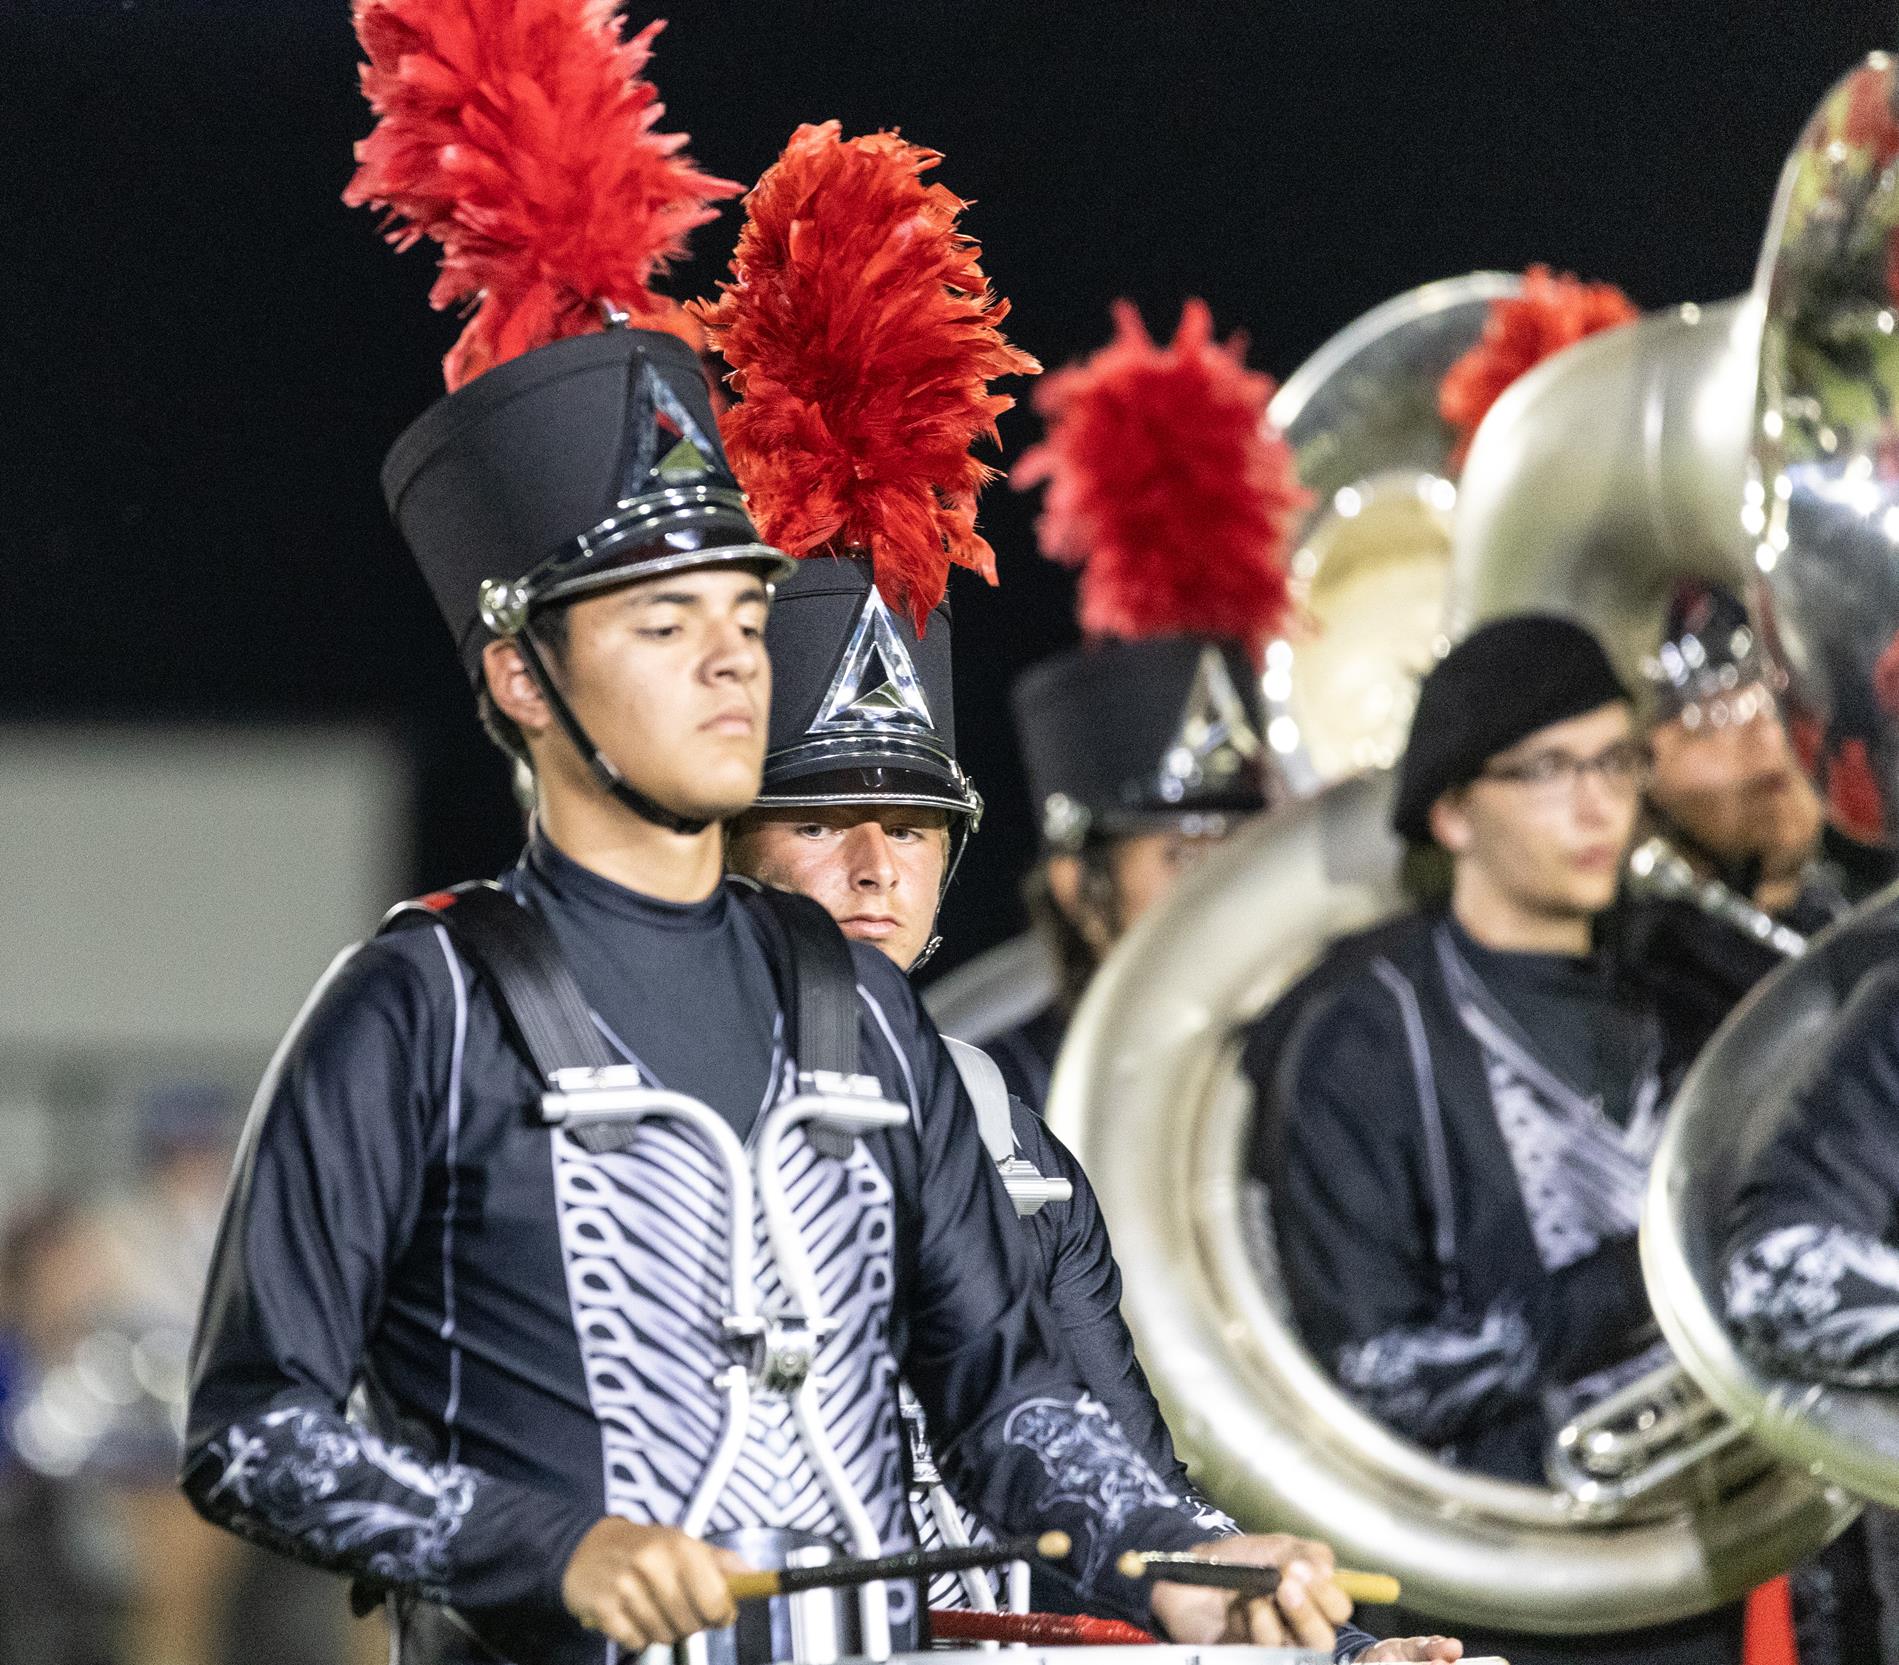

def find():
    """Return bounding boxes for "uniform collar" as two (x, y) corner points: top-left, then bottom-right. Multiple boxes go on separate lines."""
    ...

(520, 831), (733, 933)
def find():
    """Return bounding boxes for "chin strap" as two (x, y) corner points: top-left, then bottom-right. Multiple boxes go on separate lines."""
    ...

(512, 624), (712, 837)
(907, 810), (980, 975)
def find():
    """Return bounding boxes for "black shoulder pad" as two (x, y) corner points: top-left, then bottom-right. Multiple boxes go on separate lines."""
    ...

(380, 882), (614, 1080)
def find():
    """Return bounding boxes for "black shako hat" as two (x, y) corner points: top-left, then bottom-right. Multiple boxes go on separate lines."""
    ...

(1013, 635), (1269, 851)
(383, 327), (793, 683)
(1643, 583), (1776, 724)
(1392, 613), (1632, 843)
(759, 557), (979, 825)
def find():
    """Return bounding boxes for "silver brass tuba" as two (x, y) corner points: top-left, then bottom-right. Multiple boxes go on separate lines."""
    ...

(1642, 50), (1899, 1508)
(1050, 61), (1899, 1633)
(926, 275), (1519, 1044)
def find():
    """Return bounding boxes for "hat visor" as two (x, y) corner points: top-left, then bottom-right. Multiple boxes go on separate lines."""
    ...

(1094, 799), (1263, 836)
(754, 753), (979, 821)
(537, 541), (795, 608)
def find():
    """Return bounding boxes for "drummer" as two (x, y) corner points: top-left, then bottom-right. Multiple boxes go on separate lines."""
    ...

(704, 149), (1454, 1662)
(727, 553), (1465, 1664)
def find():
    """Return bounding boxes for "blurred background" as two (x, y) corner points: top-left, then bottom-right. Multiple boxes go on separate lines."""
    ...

(3, 0), (1895, 1659)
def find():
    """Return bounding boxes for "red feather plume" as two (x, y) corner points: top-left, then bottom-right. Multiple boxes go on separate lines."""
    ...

(1011, 298), (1306, 652)
(344, 2), (739, 391)
(1439, 265), (1639, 468)
(690, 121), (1040, 633)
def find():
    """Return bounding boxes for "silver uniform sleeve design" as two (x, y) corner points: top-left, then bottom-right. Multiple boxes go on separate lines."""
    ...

(1000, 1395), (1180, 1576)
(1336, 1301), (1539, 1445)
(1725, 1222), (1899, 1386)
(195, 1405), (478, 1599)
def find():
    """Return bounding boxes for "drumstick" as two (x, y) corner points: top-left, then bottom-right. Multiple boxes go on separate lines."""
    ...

(1116, 1550), (1402, 1606)
(727, 1529), (1071, 1602)
(1115, 1552), (1280, 1596)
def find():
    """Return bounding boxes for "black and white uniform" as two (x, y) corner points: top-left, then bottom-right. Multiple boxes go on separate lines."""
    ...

(1724, 958), (1899, 1384)
(184, 836), (1215, 1665)
(1625, 870), (1899, 1665)
(1612, 861), (1897, 1390)
(1251, 910), (1741, 1665)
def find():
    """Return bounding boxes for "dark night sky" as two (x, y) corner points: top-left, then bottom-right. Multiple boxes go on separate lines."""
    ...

(4, 0), (1892, 972)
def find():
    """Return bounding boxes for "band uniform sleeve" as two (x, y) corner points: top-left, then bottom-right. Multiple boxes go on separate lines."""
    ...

(1264, 978), (1546, 1452)
(182, 941), (598, 1616)
(1724, 961), (1899, 1386)
(854, 957), (1213, 1619)
(1010, 1105), (1222, 1521)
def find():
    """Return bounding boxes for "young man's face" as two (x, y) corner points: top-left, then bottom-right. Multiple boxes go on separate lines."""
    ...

(1647, 686), (1823, 883)
(1430, 700), (1642, 924)
(514, 568), (771, 824)
(728, 804), (952, 971)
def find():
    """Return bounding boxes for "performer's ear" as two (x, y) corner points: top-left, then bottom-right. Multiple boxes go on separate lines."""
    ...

(1428, 789), (1473, 856)
(1045, 852), (1117, 957)
(483, 638), (554, 740)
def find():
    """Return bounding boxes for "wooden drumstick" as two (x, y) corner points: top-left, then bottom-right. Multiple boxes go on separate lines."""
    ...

(1116, 1550), (1402, 1607)
(1333, 1570), (1402, 1605)
(727, 1529), (1071, 1602)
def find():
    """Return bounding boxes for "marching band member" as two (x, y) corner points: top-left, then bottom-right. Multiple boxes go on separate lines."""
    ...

(1719, 959), (1899, 1665)
(1605, 585), (1849, 1050)
(698, 111), (1192, 1570)
(989, 298), (1305, 1112)
(1254, 615), (1742, 1665)
(1643, 586), (1841, 925)
(725, 559), (1465, 1664)
(1614, 588), (1897, 1664)
(184, 16), (1339, 1663)
(723, 557), (1397, 1658)
(704, 123), (1454, 1664)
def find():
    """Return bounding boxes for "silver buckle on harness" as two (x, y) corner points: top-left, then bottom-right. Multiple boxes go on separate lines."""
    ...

(995, 1155), (1074, 1218)
(789, 1070), (907, 1158)
(538, 1063), (652, 1123)
(755, 1323), (821, 1393)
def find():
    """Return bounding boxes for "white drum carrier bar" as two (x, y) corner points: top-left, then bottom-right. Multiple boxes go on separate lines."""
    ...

(542, 1065), (910, 1665)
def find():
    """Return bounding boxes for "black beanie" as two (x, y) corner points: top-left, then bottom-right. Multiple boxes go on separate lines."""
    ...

(1392, 613), (1631, 843)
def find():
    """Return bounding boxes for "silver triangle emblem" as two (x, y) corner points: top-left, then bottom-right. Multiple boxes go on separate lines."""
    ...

(1157, 645), (1262, 799)
(812, 589), (936, 735)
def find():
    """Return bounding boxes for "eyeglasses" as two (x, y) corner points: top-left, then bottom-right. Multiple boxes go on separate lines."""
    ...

(1479, 739), (1650, 793)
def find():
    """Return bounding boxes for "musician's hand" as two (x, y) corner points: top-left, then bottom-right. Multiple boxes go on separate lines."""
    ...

(1356, 1638), (1463, 1661)
(562, 1518), (749, 1649)
(1148, 1533), (1353, 1649)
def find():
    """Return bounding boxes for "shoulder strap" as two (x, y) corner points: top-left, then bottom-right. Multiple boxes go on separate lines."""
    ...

(379, 882), (616, 1080)
(739, 884), (863, 1079)
(944, 1037), (1020, 1164)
